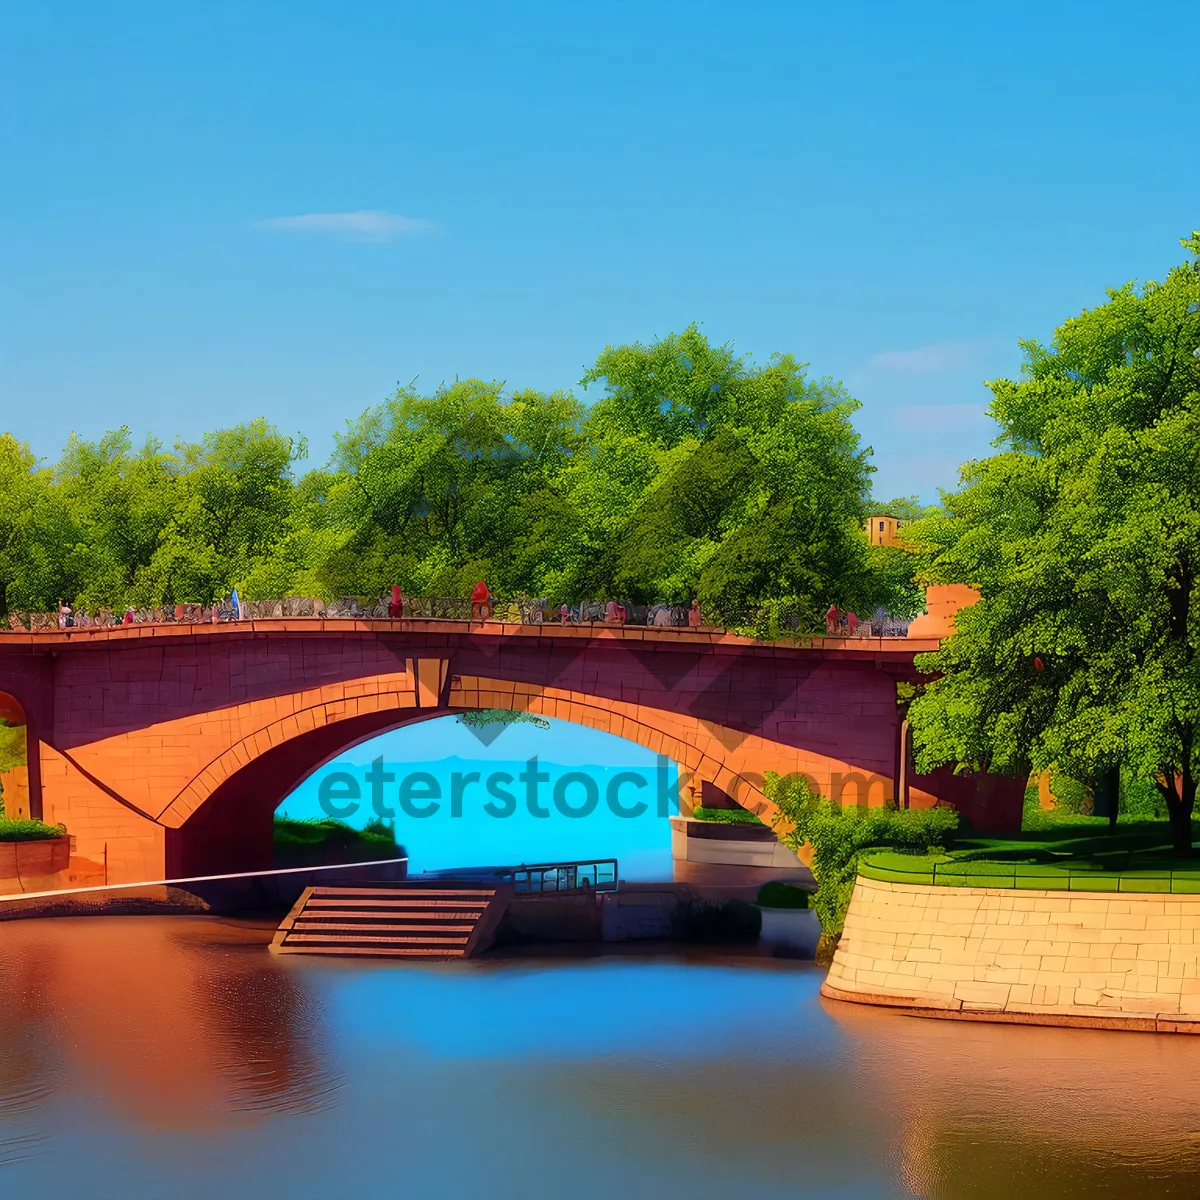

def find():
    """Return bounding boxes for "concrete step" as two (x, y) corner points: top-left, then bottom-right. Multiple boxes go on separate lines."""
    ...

(302, 899), (491, 911)
(270, 884), (513, 960)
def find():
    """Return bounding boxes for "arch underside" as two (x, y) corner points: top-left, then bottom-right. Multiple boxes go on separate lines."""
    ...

(163, 674), (824, 878)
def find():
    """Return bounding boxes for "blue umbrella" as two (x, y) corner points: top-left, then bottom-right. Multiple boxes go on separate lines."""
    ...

(231, 587), (241, 621)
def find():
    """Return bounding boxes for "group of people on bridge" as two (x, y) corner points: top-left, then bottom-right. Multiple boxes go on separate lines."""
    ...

(390, 583), (705, 628)
(825, 603), (861, 636)
(19, 586), (707, 632)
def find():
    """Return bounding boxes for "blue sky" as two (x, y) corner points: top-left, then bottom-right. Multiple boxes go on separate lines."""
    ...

(2, 0), (1197, 501)
(278, 715), (677, 877)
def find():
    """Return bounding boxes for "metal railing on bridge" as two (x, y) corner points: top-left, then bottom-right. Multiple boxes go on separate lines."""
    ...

(422, 858), (619, 895)
(6, 595), (910, 641)
(502, 858), (619, 895)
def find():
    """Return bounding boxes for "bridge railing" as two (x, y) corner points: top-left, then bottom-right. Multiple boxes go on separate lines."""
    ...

(501, 858), (620, 895)
(4, 596), (912, 640)
(420, 858), (620, 894)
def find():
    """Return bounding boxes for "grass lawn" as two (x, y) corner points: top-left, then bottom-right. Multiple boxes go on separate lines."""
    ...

(692, 805), (767, 826)
(860, 819), (1200, 892)
(0, 818), (66, 841)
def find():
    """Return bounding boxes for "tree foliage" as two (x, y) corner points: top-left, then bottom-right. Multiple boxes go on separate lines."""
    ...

(0, 328), (922, 624)
(908, 234), (1200, 852)
(767, 770), (959, 940)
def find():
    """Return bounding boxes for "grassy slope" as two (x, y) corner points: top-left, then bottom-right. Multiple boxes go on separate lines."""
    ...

(273, 817), (401, 866)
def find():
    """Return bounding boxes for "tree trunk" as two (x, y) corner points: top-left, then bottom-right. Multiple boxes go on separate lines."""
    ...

(1166, 784), (1195, 857)
(1170, 802), (1193, 857)
(1156, 764), (1195, 857)
(1094, 766), (1121, 831)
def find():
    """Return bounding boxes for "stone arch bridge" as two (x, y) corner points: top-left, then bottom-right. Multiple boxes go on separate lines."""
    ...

(0, 620), (1020, 887)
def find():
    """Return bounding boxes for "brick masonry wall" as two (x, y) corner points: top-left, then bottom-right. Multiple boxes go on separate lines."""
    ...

(3, 623), (1018, 890)
(824, 877), (1200, 1032)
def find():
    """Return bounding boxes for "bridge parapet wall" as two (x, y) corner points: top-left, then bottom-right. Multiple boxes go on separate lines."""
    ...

(0, 624), (983, 889)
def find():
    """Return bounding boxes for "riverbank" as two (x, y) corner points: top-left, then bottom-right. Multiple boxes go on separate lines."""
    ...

(0, 857), (409, 919)
(824, 875), (1200, 1032)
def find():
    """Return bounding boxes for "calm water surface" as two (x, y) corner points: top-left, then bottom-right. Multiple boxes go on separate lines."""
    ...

(2, 917), (1200, 1198)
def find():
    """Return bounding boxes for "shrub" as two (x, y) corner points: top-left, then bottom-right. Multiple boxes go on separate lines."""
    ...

(1120, 770), (1169, 821)
(457, 710), (550, 731)
(765, 771), (959, 939)
(1021, 786), (1100, 831)
(1048, 769), (1092, 816)
(756, 881), (809, 909)
(672, 898), (762, 943)
(0, 723), (26, 773)
(0, 818), (67, 842)
(693, 806), (766, 826)
(1023, 767), (1171, 829)
(273, 817), (401, 865)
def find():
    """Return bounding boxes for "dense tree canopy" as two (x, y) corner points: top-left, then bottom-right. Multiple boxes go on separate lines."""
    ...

(908, 234), (1200, 851)
(0, 327), (923, 626)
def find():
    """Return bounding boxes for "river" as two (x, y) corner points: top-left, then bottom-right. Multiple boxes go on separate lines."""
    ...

(1, 916), (1199, 1198)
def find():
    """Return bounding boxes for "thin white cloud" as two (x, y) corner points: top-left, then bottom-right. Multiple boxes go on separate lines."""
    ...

(867, 338), (993, 375)
(257, 210), (435, 242)
(893, 403), (991, 432)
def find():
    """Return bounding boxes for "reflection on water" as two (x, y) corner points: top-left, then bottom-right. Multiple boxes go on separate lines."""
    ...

(0, 919), (338, 1136)
(831, 1002), (1200, 1197)
(1, 917), (1200, 1198)
(0, 939), (62, 1168)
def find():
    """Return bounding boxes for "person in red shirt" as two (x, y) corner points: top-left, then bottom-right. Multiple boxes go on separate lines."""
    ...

(388, 586), (405, 619)
(825, 603), (840, 635)
(470, 580), (492, 621)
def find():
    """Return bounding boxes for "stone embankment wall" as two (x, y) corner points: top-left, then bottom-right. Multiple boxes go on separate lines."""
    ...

(823, 877), (1200, 1032)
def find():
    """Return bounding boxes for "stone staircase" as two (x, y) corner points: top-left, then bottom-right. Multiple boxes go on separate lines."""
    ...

(268, 882), (512, 959)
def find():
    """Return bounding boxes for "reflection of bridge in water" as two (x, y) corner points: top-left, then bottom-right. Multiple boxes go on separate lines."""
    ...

(0, 617), (1021, 891)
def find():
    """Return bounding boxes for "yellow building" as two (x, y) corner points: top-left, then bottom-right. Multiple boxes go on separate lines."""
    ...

(866, 513), (905, 547)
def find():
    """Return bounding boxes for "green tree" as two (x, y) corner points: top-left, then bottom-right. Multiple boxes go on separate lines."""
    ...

(0, 328), (918, 627)
(0, 435), (74, 616)
(144, 420), (306, 604)
(576, 325), (888, 618)
(908, 234), (1200, 853)
(54, 429), (180, 610)
(325, 380), (583, 598)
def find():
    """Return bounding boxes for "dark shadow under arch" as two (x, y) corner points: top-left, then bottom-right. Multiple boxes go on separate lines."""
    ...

(166, 706), (456, 877)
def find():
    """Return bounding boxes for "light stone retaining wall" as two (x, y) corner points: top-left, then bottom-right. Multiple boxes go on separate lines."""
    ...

(822, 877), (1200, 1033)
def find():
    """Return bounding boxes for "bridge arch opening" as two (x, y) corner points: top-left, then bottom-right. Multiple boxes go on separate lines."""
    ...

(275, 713), (683, 879)
(0, 692), (29, 821)
(164, 698), (734, 880)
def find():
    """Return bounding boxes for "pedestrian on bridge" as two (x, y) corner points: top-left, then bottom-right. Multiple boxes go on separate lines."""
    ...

(825, 603), (840, 635)
(471, 580), (492, 621)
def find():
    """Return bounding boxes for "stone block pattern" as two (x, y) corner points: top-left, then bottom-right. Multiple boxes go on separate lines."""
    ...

(824, 878), (1200, 1033)
(450, 674), (889, 827)
(0, 621), (988, 888)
